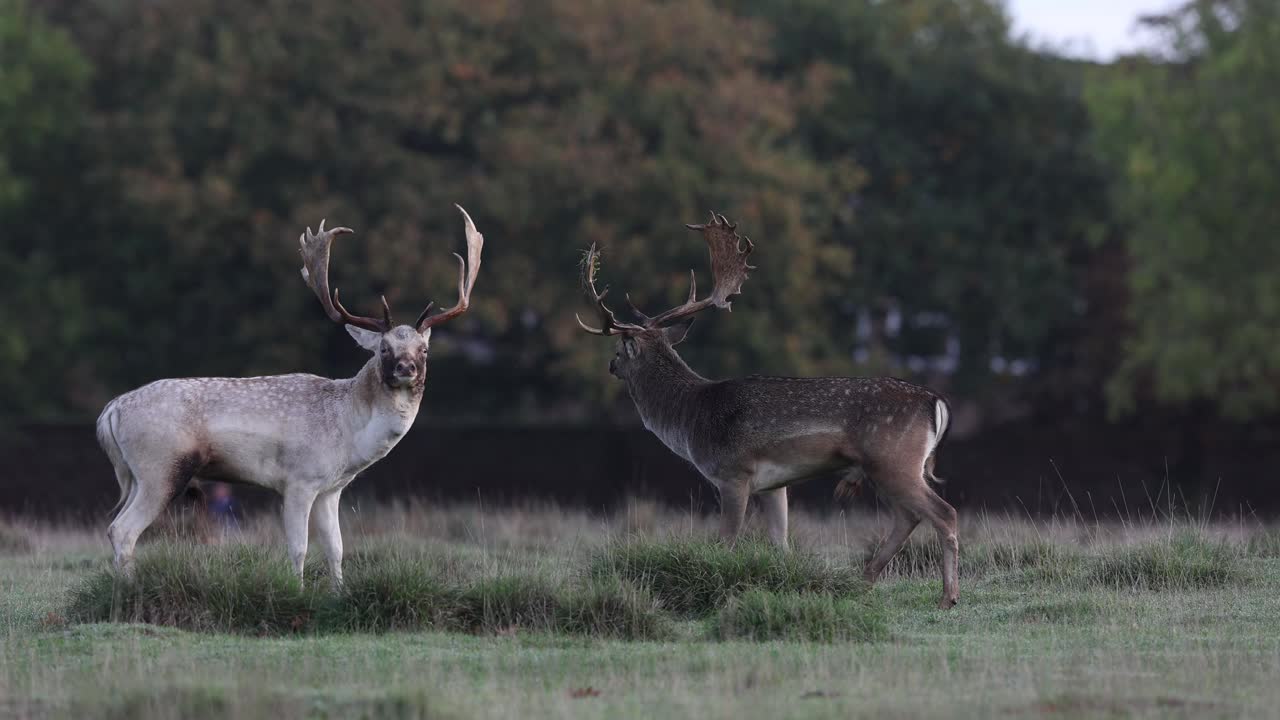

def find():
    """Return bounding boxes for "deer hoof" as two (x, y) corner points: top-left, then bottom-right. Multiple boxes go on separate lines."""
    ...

(937, 597), (958, 610)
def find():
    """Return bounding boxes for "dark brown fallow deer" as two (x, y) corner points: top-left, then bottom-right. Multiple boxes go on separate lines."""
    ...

(577, 213), (959, 608)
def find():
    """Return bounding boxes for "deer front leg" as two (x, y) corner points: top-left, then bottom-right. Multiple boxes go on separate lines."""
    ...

(716, 481), (750, 546)
(758, 488), (789, 549)
(281, 487), (319, 584)
(312, 488), (345, 590)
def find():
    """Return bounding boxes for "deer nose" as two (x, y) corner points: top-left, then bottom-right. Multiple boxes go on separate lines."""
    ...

(394, 361), (416, 377)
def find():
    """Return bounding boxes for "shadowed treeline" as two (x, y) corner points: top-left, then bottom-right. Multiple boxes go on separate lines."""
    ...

(2, 0), (1279, 505)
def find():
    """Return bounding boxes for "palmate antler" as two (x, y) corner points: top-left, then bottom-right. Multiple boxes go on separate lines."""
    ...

(417, 205), (484, 331)
(300, 206), (484, 334)
(578, 212), (755, 335)
(299, 220), (393, 333)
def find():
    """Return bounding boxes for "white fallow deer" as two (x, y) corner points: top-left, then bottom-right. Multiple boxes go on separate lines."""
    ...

(97, 206), (483, 586)
(576, 214), (959, 608)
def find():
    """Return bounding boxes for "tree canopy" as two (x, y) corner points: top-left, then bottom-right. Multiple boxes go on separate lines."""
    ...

(1090, 0), (1280, 419)
(1, 0), (1275, 427)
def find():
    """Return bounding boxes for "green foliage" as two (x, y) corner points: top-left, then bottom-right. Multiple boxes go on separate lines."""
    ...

(28, 0), (845, 419)
(0, 0), (1127, 420)
(0, 0), (92, 419)
(1088, 533), (1243, 590)
(710, 589), (887, 642)
(741, 0), (1113, 391)
(590, 538), (866, 616)
(1090, 0), (1280, 418)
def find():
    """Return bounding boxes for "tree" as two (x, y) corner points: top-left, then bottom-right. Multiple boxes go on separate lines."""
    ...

(1090, 0), (1280, 419)
(738, 0), (1114, 401)
(0, 0), (91, 419)
(39, 0), (848, 420)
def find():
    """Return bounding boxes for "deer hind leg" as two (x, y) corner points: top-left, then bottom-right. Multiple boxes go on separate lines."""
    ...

(757, 488), (789, 549)
(108, 452), (200, 576)
(919, 487), (960, 608)
(863, 505), (920, 584)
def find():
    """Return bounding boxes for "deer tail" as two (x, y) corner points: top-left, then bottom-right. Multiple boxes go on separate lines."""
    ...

(924, 397), (950, 485)
(96, 400), (132, 519)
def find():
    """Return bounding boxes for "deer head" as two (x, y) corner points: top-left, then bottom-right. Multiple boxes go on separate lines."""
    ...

(576, 212), (754, 380)
(300, 205), (484, 390)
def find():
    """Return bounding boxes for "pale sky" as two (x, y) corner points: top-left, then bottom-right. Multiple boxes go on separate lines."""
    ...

(1005, 0), (1181, 59)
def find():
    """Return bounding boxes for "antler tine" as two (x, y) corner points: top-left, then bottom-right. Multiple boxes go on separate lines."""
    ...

(575, 244), (643, 336)
(298, 221), (391, 333)
(645, 211), (755, 327)
(624, 292), (651, 322)
(417, 205), (485, 331)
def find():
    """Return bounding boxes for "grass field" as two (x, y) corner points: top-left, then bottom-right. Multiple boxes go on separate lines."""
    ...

(2, 499), (1279, 719)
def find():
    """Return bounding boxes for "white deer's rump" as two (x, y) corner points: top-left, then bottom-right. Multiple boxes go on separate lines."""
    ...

(96, 399), (133, 518)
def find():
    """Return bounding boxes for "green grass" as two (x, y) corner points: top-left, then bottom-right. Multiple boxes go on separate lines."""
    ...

(1088, 532), (1244, 590)
(590, 538), (865, 615)
(710, 589), (888, 642)
(0, 519), (32, 555)
(4, 505), (1280, 719)
(878, 535), (1085, 581)
(1246, 527), (1280, 558)
(65, 543), (670, 640)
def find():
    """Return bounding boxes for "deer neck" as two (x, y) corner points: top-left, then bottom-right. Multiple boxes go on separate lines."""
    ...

(625, 347), (708, 462)
(343, 357), (423, 469)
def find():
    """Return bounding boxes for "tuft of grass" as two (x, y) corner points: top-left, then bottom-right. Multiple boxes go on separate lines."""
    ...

(1089, 533), (1243, 591)
(881, 537), (1083, 581)
(66, 544), (323, 634)
(72, 685), (453, 720)
(592, 539), (866, 616)
(85, 686), (231, 720)
(554, 576), (672, 640)
(331, 552), (463, 633)
(710, 589), (888, 642)
(455, 574), (672, 639)
(0, 520), (33, 555)
(456, 575), (560, 633)
(1246, 527), (1280, 558)
(65, 542), (671, 639)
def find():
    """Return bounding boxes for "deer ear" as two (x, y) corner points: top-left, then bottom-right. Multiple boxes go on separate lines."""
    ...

(345, 324), (383, 352)
(418, 327), (432, 343)
(664, 319), (695, 346)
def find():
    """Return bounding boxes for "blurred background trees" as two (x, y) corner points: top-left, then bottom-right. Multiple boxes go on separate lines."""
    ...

(1089, 0), (1280, 420)
(2, 0), (1276, 432)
